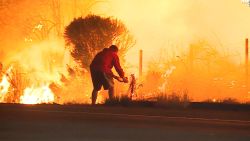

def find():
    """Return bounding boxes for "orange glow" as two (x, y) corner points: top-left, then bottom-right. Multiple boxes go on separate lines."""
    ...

(0, 0), (250, 104)
(91, 1), (250, 103)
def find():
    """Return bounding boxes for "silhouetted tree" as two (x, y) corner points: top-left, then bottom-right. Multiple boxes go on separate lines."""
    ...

(64, 15), (135, 69)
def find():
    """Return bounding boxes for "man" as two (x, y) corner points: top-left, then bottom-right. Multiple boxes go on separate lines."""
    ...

(90, 45), (128, 105)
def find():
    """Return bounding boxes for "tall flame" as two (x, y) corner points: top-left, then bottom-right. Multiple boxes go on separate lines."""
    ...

(20, 84), (55, 104)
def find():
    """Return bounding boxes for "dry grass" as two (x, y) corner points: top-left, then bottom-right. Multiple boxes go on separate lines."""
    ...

(4, 64), (29, 103)
(105, 96), (132, 106)
(155, 92), (190, 108)
(104, 91), (191, 108)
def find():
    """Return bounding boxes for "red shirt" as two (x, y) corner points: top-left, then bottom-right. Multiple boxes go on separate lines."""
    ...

(90, 48), (124, 78)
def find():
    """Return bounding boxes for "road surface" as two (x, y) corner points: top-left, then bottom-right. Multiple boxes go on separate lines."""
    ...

(0, 104), (250, 141)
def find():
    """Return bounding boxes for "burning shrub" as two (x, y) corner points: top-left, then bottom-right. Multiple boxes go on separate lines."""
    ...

(7, 64), (28, 103)
(64, 14), (135, 69)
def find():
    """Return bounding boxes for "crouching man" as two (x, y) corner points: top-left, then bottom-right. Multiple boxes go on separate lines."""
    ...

(90, 45), (128, 105)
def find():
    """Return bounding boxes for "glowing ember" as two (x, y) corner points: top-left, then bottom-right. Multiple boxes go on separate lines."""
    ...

(0, 66), (13, 102)
(20, 84), (55, 104)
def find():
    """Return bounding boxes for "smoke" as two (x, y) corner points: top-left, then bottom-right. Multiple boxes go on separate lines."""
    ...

(92, 0), (250, 69)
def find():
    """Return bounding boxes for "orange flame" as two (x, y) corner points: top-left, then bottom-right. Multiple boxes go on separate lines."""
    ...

(96, 91), (105, 104)
(0, 66), (13, 102)
(20, 84), (55, 104)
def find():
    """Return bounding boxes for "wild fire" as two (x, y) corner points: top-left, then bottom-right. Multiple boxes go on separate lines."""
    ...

(0, 1), (250, 105)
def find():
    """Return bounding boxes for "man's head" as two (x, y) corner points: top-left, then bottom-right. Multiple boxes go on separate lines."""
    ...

(109, 45), (118, 52)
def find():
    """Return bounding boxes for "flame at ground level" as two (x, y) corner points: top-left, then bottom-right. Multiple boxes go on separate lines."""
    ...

(20, 84), (55, 104)
(0, 75), (11, 101)
(0, 66), (13, 102)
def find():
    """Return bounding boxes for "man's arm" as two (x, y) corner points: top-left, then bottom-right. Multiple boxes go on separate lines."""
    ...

(113, 53), (125, 78)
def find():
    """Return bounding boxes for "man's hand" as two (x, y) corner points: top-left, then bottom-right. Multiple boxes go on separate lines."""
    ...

(113, 75), (128, 83)
(122, 77), (129, 83)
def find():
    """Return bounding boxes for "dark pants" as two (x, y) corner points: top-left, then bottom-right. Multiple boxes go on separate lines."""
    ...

(90, 69), (115, 104)
(90, 69), (114, 91)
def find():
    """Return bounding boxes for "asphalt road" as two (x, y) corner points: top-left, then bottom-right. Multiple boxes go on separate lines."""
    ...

(0, 104), (250, 141)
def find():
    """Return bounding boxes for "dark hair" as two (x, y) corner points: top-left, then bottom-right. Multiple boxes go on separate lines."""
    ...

(109, 45), (118, 52)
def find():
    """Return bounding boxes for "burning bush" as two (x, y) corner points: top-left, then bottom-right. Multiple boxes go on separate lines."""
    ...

(64, 14), (135, 69)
